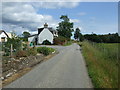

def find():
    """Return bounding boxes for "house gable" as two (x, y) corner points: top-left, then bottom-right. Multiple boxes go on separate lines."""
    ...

(38, 28), (53, 44)
(0, 30), (9, 38)
(0, 30), (10, 42)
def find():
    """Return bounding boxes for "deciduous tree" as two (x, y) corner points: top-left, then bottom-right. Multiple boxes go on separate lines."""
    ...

(22, 31), (30, 38)
(22, 31), (30, 41)
(74, 28), (80, 41)
(57, 15), (74, 39)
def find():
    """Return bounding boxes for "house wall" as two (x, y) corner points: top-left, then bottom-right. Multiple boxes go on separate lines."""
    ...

(28, 36), (35, 43)
(0, 32), (8, 42)
(6, 33), (12, 38)
(38, 28), (53, 44)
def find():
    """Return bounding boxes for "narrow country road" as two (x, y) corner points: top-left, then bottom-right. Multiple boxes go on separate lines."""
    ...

(5, 43), (93, 88)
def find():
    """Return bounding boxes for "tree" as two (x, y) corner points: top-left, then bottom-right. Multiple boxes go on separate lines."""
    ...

(84, 33), (120, 43)
(79, 33), (84, 41)
(74, 28), (84, 41)
(57, 15), (74, 39)
(22, 31), (30, 41)
(22, 31), (30, 38)
(11, 30), (17, 39)
(74, 28), (80, 41)
(2, 38), (22, 56)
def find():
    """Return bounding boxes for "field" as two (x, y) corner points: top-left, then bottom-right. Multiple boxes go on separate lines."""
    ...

(80, 41), (118, 88)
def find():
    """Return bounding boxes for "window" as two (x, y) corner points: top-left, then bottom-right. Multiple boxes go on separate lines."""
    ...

(1, 37), (5, 42)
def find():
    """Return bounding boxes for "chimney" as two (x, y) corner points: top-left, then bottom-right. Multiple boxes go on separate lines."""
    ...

(44, 23), (48, 28)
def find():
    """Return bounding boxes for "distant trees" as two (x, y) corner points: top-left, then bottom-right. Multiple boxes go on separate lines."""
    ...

(79, 33), (84, 42)
(57, 15), (74, 39)
(84, 33), (120, 43)
(56, 15), (119, 43)
(73, 29), (119, 43)
(84, 34), (101, 43)
(74, 28), (80, 41)
(74, 28), (84, 41)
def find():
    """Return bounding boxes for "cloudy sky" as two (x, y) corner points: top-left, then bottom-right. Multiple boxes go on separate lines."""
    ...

(1, 1), (118, 35)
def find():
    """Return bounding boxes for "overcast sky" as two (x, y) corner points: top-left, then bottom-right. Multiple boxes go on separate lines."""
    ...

(0, 1), (118, 35)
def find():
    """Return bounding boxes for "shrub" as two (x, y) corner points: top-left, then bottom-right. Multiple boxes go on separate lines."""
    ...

(5, 38), (22, 51)
(23, 43), (28, 50)
(42, 40), (51, 45)
(53, 36), (67, 45)
(27, 48), (37, 56)
(37, 47), (55, 56)
(2, 38), (22, 56)
(16, 50), (28, 57)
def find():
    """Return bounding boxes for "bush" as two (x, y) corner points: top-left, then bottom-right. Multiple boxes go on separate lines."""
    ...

(48, 47), (55, 52)
(16, 50), (28, 57)
(27, 48), (37, 56)
(37, 47), (55, 56)
(23, 43), (28, 50)
(53, 36), (67, 45)
(4, 38), (22, 51)
(2, 38), (22, 56)
(42, 40), (51, 45)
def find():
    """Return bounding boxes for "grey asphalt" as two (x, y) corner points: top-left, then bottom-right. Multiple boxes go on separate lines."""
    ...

(5, 43), (93, 88)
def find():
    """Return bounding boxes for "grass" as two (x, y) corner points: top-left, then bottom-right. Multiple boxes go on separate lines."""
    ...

(79, 41), (118, 88)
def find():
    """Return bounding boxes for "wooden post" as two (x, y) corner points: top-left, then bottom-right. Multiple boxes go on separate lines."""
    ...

(10, 44), (13, 57)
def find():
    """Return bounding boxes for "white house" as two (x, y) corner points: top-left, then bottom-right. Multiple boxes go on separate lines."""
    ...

(0, 30), (11, 42)
(6, 32), (12, 38)
(28, 23), (58, 44)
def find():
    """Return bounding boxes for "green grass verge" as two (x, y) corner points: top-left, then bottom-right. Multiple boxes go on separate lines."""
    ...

(80, 41), (118, 88)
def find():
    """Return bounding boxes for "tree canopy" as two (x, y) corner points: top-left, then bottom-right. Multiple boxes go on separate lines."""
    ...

(74, 28), (80, 40)
(22, 31), (30, 38)
(22, 31), (30, 41)
(57, 15), (74, 39)
(84, 33), (120, 43)
(74, 28), (84, 41)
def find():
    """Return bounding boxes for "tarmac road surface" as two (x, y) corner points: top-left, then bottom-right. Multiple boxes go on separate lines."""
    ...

(5, 43), (93, 88)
